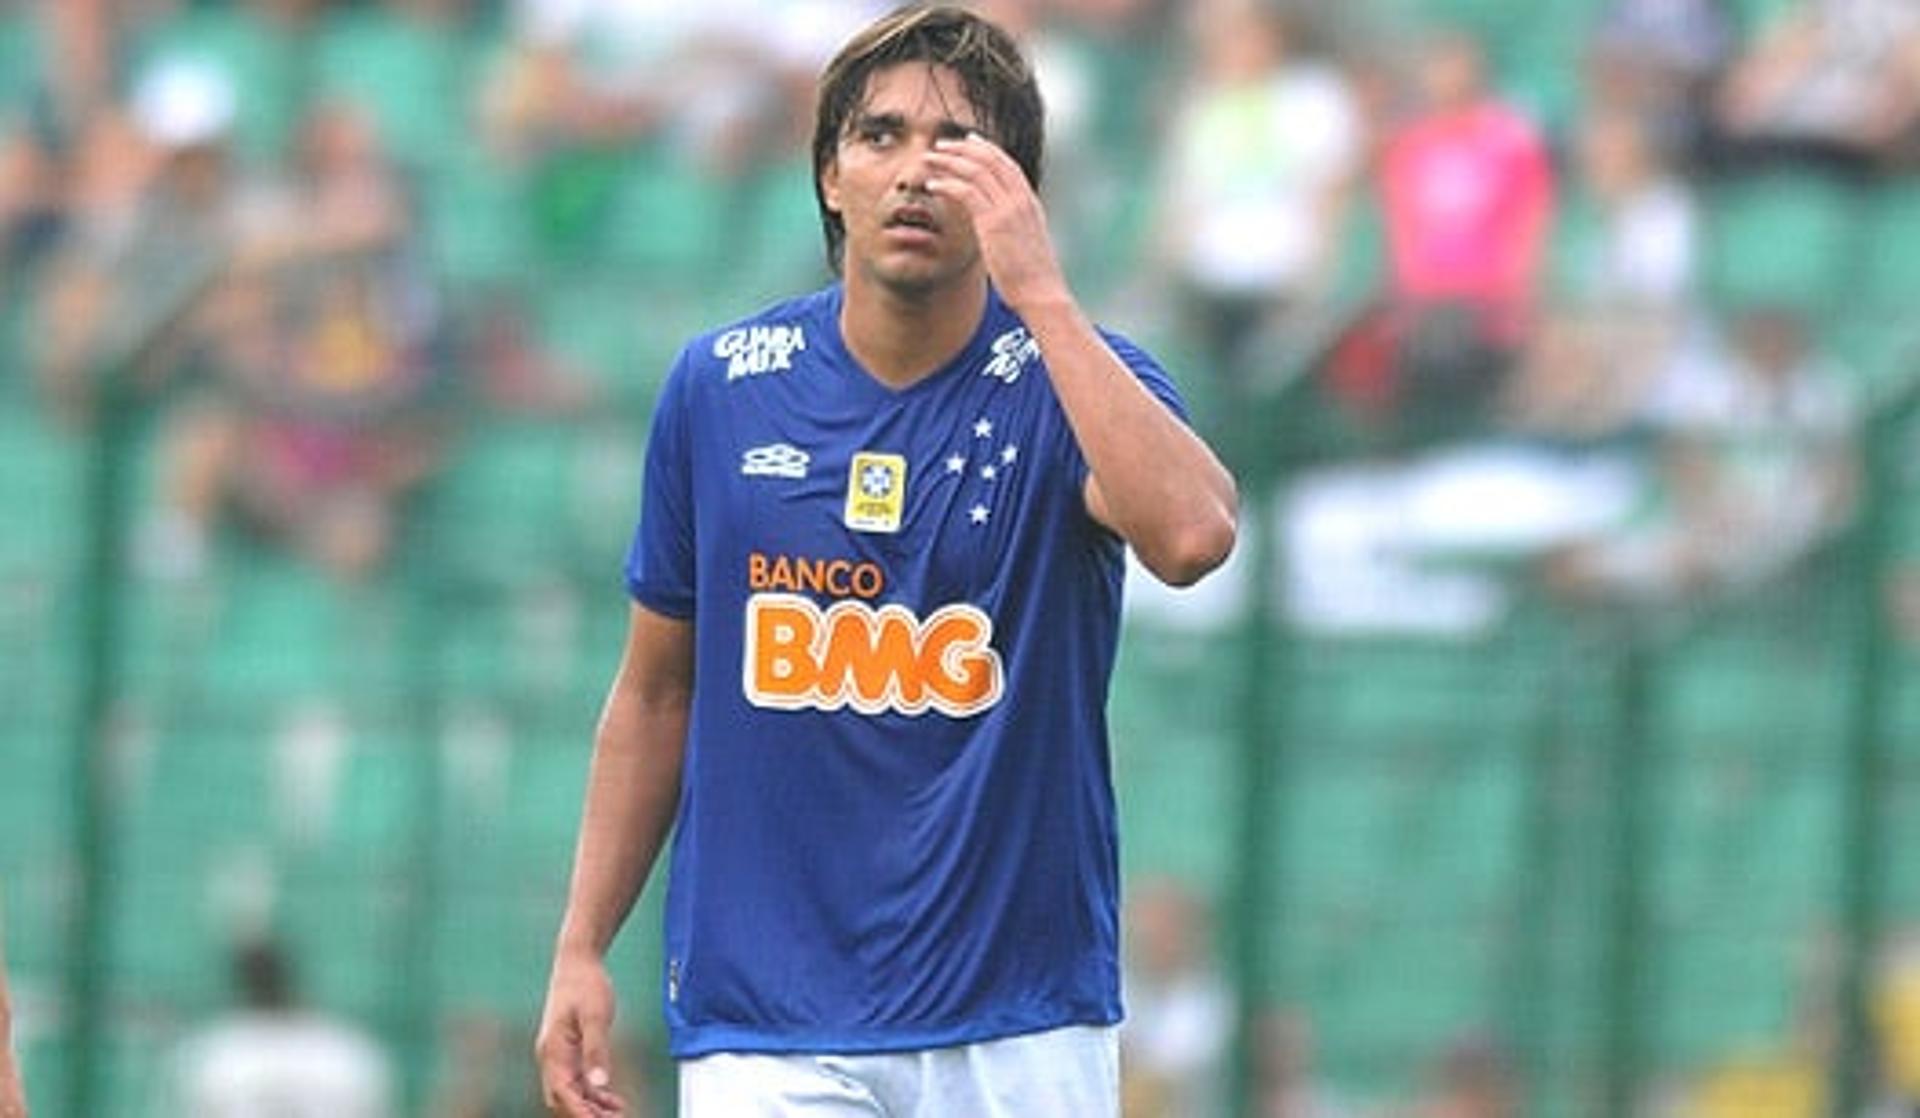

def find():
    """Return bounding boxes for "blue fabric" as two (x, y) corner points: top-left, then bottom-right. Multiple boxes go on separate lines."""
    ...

(625, 284), (1187, 1058)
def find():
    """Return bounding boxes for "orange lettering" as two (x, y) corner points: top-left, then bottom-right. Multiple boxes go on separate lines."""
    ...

(768, 555), (795, 592)
(742, 594), (1002, 718)
(819, 603), (927, 711)
(746, 597), (820, 704)
(919, 606), (1002, 711)
(745, 554), (887, 600)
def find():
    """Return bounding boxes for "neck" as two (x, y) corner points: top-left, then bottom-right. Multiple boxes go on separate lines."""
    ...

(839, 268), (990, 389)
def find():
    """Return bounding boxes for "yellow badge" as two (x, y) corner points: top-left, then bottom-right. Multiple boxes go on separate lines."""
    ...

(844, 452), (907, 534)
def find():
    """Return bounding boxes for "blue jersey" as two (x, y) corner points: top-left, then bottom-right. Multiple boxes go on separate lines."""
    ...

(624, 284), (1188, 1058)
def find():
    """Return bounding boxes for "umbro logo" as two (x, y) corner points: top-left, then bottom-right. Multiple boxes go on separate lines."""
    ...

(741, 443), (810, 479)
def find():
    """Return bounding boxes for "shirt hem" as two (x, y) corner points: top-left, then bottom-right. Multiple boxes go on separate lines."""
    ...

(667, 1006), (1123, 1061)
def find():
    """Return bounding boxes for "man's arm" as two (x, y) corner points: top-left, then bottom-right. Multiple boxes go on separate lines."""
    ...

(926, 135), (1238, 586)
(0, 948), (25, 1118)
(536, 604), (693, 1118)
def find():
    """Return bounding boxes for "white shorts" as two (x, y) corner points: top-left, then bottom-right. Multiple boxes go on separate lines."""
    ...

(677, 1025), (1119, 1118)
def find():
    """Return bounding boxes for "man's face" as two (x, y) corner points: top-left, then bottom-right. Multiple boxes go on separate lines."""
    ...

(821, 62), (987, 298)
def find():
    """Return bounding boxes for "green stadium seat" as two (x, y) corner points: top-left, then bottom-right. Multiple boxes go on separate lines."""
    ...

(310, 7), (491, 177)
(1856, 185), (1920, 310)
(592, 150), (731, 278)
(0, 9), (41, 112)
(423, 147), (534, 289)
(1703, 172), (1861, 313)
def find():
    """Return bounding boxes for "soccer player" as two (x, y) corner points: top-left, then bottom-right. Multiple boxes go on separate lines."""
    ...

(534, 6), (1238, 1116)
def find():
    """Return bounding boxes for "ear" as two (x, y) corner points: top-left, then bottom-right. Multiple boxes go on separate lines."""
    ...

(820, 159), (843, 215)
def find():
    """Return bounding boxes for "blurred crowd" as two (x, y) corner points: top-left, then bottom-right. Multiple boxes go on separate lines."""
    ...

(1117, 880), (1920, 1118)
(3, 0), (1920, 1115)
(1, 0), (1911, 621)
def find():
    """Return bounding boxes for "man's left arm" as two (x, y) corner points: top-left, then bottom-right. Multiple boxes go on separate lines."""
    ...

(0, 950), (26, 1118)
(927, 135), (1238, 586)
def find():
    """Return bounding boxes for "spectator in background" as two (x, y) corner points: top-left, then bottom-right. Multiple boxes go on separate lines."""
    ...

(1334, 30), (1552, 439)
(1409, 1035), (1519, 1118)
(482, 0), (882, 174)
(1254, 1009), (1351, 1118)
(1585, 0), (1733, 163)
(1383, 30), (1551, 378)
(166, 939), (393, 1118)
(1548, 305), (1859, 602)
(1715, 0), (1920, 176)
(480, 0), (883, 264)
(1154, 0), (1361, 391)
(138, 95), (441, 582)
(1871, 929), (1920, 1116)
(1509, 107), (1699, 438)
(0, 114), (62, 303)
(458, 286), (598, 415)
(1121, 878), (1234, 1118)
(34, 57), (253, 420)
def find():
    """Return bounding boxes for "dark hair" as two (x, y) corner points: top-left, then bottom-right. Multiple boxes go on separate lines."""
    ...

(811, 4), (1045, 273)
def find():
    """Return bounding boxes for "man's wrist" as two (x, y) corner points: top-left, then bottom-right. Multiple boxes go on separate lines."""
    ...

(1008, 289), (1083, 335)
(554, 923), (609, 962)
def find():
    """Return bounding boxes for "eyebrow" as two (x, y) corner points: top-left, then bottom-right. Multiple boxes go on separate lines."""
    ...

(846, 110), (983, 141)
(849, 111), (906, 134)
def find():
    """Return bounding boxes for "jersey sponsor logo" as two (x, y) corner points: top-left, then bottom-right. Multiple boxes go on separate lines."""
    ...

(747, 550), (886, 599)
(981, 326), (1039, 384)
(740, 442), (810, 479)
(716, 323), (807, 380)
(744, 593), (1004, 718)
(844, 451), (906, 534)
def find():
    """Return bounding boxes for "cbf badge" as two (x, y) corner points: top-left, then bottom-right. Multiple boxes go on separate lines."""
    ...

(845, 452), (907, 534)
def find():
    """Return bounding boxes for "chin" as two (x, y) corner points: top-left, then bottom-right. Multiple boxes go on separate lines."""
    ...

(859, 255), (979, 299)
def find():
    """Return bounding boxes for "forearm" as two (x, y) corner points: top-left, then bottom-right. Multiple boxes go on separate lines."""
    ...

(919, 132), (1236, 581)
(555, 686), (688, 959)
(1021, 297), (1238, 583)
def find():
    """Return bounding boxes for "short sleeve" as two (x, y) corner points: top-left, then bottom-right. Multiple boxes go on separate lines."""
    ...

(1064, 330), (1192, 493)
(624, 350), (699, 617)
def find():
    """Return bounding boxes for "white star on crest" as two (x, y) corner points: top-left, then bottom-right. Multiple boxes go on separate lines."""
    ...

(1000, 445), (1019, 465)
(980, 464), (998, 482)
(945, 454), (966, 475)
(969, 504), (991, 525)
(973, 418), (993, 439)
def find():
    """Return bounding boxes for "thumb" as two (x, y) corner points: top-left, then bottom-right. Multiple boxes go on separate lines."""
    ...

(579, 1025), (619, 1105)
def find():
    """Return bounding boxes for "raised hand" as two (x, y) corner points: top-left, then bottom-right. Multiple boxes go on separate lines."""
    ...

(924, 133), (1072, 315)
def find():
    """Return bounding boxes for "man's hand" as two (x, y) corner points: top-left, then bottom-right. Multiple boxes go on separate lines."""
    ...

(535, 949), (627, 1118)
(924, 133), (1072, 314)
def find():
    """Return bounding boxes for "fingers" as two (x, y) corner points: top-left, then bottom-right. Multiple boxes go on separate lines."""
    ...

(925, 134), (1026, 209)
(923, 166), (992, 215)
(580, 1031), (626, 1114)
(935, 132), (1027, 189)
(537, 1012), (626, 1118)
(535, 1018), (585, 1116)
(542, 1060), (627, 1117)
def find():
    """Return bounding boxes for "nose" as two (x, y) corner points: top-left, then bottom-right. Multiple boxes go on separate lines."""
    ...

(893, 140), (936, 196)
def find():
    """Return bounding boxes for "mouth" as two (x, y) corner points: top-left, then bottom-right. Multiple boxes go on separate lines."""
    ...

(884, 206), (941, 238)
